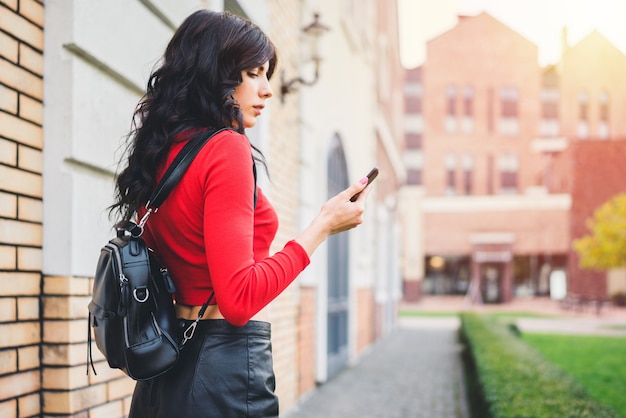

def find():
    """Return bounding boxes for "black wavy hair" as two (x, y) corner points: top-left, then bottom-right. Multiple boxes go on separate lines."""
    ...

(110, 10), (277, 221)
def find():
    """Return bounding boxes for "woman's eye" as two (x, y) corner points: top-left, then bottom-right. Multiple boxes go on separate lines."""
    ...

(247, 72), (258, 78)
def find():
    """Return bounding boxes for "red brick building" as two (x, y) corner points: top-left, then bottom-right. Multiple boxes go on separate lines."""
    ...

(567, 140), (626, 298)
(402, 12), (626, 303)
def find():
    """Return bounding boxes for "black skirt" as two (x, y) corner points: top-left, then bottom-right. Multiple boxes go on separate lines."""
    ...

(128, 319), (278, 418)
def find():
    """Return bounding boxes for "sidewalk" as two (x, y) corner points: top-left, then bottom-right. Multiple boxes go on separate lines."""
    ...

(283, 296), (626, 418)
(285, 316), (468, 418)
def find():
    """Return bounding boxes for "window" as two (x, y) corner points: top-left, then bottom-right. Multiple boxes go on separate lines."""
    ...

(445, 154), (456, 195)
(579, 91), (588, 120)
(487, 88), (494, 134)
(462, 86), (474, 134)
(487, 154), (494, 194)
(498, 154), (518, 194)
(540, 88), (559, 103)
(445, 85), (457, 133)
(405, 133), (422, 149)
(577, 91), (589, 139)
(540, 88), (560, 137)
(540, 119), (560, 137)
(404, 150), (423, 186)
(462, 154), (473, 194)
(406, 169), (422, 185)
(405, 97), (422, 113)
(405, 114), (424, 134)
(404, 81), (423, 97)
(499, 87), (519, 136)
(599, 90), (609, 139)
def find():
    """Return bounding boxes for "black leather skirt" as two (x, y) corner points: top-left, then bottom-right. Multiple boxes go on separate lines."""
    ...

(128, 319), (278, 418)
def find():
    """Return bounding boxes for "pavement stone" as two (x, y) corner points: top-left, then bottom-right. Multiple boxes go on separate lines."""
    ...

(283, 296), (626, 418)
(284, 317), (468, 418)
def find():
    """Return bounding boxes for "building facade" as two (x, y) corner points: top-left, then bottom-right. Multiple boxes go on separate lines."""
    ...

(0, 0), (404, 416)
(289, 0), (404, 388)
(559, 30), (626, 299)
(402, 12), (626, 304)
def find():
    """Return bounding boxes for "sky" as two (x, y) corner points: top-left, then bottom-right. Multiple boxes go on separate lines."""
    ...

(398, 0), (626, 68)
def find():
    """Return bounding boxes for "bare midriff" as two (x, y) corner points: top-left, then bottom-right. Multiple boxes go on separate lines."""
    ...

(175, 303), (270, 322)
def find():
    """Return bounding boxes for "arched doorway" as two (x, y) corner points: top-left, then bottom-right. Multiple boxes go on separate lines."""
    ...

(326, 134), (349, 378)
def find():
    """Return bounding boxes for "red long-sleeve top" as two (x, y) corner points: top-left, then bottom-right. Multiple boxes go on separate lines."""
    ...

(141, 129), (310, 326)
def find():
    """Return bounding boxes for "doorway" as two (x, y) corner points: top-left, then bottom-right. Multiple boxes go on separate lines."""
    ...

(326, 134), (349, 378)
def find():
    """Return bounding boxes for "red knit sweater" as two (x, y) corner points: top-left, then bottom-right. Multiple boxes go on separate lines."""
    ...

(141, 129), (310, 326)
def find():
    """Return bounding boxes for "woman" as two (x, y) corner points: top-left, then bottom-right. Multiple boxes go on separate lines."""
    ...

(111, 9), (372, 418)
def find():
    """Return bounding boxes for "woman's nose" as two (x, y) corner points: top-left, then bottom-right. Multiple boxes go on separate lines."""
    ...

(262, 79), (273, 98)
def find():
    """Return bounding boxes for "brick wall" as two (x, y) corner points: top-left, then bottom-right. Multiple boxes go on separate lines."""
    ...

(265, 0), (303, 412)
(43, 274), (134, 416)
(559, 32), (626, 299)
(423, 12), (542, 196)
(0, 0), (44, 416)
(297, 286), (316, 397)
(423, 200), (570, 255)
(568, 140), (626, 298)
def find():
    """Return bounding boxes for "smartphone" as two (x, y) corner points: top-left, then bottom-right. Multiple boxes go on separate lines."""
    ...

(350, 167), (379, 202)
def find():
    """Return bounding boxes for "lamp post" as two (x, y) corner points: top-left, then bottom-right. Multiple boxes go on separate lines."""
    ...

(280, 13), (330, 102)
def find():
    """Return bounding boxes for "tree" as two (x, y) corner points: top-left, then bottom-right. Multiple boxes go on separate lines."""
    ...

(573, 193), (626, 270)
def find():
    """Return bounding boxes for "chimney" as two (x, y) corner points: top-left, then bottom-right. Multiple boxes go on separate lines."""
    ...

(561, 26), (569, 56)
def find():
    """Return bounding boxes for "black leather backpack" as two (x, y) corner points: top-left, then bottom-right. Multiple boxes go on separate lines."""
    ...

(87, 128), (225, 380)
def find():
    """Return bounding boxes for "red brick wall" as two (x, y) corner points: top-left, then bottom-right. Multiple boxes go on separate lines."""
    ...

(423, 12), (542, 196)
(424, 204), (570, 255)
(297, 286), (316, 397)
(568, 139), (626, 298)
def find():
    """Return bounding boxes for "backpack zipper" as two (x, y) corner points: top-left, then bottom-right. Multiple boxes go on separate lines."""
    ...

(105, 243), (129, 287)
(105, 242), (130, 319)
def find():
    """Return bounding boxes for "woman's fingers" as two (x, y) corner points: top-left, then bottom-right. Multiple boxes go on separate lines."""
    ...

(322, 178), (374, 235)
(346, 177), (370, 202)
(349, 175), (376, 203)
(295, 175), (375, 255)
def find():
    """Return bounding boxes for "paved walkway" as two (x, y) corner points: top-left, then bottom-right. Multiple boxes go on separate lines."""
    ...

(285, 317), (468, 418)
(283, 296), (626, 418)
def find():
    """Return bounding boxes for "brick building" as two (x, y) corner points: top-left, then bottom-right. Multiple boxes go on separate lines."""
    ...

(401, 12), (626, 303)
(372, 0), (405, 344)
(0, 0), (404, 416)
(549, 30), (626, 300)
(0, 1), (45, 417)
(567, 140), (626, 299)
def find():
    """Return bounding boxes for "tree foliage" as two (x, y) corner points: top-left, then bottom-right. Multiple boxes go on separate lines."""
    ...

(574, 193), (626, 270)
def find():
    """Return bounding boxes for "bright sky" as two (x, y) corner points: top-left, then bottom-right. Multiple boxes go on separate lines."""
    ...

(398, 0), (626, 68)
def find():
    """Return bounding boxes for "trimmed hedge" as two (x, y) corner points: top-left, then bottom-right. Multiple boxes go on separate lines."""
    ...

(460, 313), (616, 418)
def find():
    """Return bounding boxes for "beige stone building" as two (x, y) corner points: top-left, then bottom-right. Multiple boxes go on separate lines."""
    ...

(0, 0), (404, 416)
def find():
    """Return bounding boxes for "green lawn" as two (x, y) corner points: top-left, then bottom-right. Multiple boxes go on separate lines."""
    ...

(523, 333), (626, 417)
(398, 310), (459, 317)
(398, 310), (555, 319)
(487, 311), (558, 319)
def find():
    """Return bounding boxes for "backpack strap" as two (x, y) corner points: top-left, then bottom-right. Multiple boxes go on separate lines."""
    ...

(148, 128), (225, 209)
(141, 128), (259, 346)
(136, 128), (258, 231)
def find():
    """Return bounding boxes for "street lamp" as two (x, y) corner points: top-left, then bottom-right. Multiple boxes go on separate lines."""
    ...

(280, 13), (330, 103)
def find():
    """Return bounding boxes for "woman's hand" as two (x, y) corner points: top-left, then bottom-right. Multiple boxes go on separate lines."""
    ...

(319, 177), (371, 235)
(295, 177), (373, 256)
